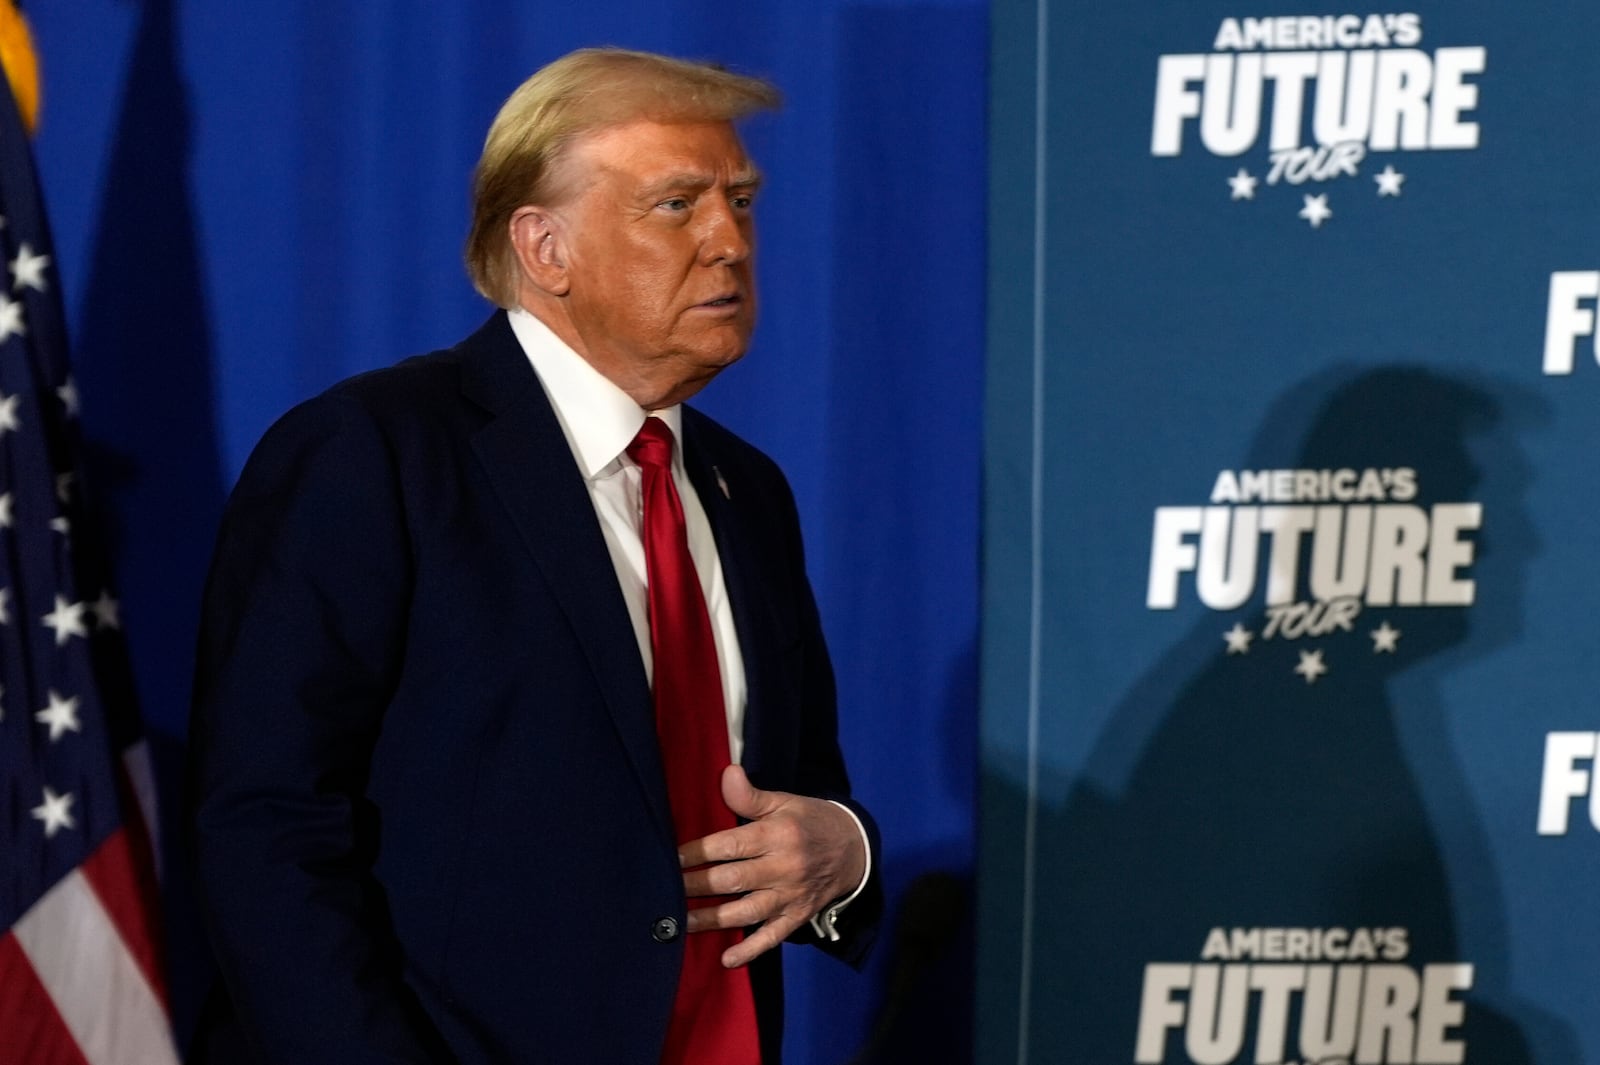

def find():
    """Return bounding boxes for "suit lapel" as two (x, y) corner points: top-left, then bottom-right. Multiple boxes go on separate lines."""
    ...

(681, 413), (797, 787)
(458, 315), (675, 847)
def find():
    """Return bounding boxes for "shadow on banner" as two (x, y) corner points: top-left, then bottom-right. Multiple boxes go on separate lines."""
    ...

(993, 367), (1582, 1064)
(71, 0), (225, 1047)
(846, 647), (978, 1065)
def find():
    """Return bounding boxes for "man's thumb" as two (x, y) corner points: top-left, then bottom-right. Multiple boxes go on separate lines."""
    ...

(721, 763), (773, 818)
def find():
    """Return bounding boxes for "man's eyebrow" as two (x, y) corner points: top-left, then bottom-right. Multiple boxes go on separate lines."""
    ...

(638, 170), (764, 198)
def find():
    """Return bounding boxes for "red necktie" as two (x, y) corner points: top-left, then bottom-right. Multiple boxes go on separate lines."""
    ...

(628, 417), (762, 1065)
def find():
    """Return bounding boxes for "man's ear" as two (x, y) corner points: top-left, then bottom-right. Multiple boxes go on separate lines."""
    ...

(509, 206), (571, 297)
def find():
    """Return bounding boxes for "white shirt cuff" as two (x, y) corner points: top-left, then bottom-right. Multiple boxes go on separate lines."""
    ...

(808, 800), (872, 942)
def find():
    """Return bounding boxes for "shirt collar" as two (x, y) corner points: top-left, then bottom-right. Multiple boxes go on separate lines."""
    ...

(507, 308), (683, 479)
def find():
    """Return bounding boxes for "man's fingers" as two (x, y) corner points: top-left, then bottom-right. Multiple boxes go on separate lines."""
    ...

(684, 891), (772, 934)
(682, 855), (778, 899)
(682, 891), (804, 969)
(679, 821), (761, 869)
(721, 913), (805, 969)
(681, 807), (804, 869)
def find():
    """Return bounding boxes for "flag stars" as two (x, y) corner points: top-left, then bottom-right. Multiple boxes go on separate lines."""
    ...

(50, 515), (71, 535)
(0, 492), (13, 528)
(1295, 648), (1329, 684)
(1228, 168), (1259, 201)
(0, 585), (10, 624)
(10, 242), (50, 292)
(42, 595), (88, 645)
(57, 377), (80, 418)
(1371, 621), (1402, 653)
(1299, 194), (1333, 228)
(31, 786), (78, 838)
(0, 293), (25, 342)
(0, 389), (18, 434)
(1374, 165), (1406, 197)
(56, 471), (74, 504)
(91, 589), (121, 630)
(35, 689), (82, 742)
(1222, 623), (1254, 655)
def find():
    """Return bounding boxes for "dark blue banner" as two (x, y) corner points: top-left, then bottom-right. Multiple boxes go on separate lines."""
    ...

(983, 3), (1600, 1063)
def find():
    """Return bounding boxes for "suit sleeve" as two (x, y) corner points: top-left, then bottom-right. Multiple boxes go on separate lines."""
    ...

(773, 464), (885, 969)
(189, 393), (451, 1064)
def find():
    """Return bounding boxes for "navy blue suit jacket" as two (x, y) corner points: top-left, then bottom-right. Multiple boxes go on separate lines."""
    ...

(190, 313), (880, 1064)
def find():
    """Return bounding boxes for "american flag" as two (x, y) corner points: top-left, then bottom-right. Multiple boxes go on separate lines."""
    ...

(0, 49), (180, 1065)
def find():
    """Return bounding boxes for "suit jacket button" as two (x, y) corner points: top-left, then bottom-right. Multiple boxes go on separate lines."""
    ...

(652, 917), (680, 943)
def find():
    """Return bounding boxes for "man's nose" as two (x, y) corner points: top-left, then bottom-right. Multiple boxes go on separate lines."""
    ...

(699, 201), (752, 265)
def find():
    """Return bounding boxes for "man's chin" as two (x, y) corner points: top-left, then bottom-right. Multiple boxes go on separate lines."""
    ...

(686, 330), (752, 372)
(640, 344), (749, 407)
(683, 347), (748, 389)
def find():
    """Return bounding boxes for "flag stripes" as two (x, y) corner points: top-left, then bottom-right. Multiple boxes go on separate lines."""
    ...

(11, 834), (179, 1065)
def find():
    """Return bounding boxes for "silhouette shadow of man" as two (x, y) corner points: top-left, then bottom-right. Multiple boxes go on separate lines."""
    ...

(1005, 366), (1578, 1064)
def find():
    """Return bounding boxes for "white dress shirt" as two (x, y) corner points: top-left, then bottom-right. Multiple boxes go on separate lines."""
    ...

(507, 309), (867, 938)
(508, 309), (748, 760)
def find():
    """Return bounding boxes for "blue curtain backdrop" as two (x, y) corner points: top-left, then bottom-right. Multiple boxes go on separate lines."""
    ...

(29, 3), (985, 1061)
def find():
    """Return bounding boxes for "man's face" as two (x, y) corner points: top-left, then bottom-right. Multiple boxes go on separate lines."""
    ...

(550, 119), (759, 406)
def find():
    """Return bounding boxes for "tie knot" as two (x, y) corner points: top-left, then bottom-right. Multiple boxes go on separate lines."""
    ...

(627, 416), (675, 471)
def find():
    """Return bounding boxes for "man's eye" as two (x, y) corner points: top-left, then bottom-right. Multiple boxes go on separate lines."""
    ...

(659, 198), (690, 211)
(730, 194), (754, 210)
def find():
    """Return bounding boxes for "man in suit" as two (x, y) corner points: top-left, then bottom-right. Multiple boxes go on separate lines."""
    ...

(190, 48), (879, 1064)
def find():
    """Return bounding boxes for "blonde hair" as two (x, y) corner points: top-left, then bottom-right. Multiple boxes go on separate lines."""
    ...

(465, 47), (781, 308)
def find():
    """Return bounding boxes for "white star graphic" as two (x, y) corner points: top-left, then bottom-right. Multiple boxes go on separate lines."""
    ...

(0, 492), (13, 529)
(56, 471), (74, 504)
(35, 689), (82, 742)
(0, 585), (10, 624)
(91, 589), (121, 630)
(49, 515), (70, 535)
(32, 786), (77, 838)
(0, 390), (19, 434)
(57, 377), (80, 418)
(1223, 622), (1255, 655)
(1227, 168), (1259, 201)
(42, 595), (88, 645)
(0, 294), (24, 343)
(1294, 648), (1329, 684)
(1371, 621), (1402, 653)
(1374, 165), (1406, 197)
(9, 242), (50, 292)
(1298, 194), (1333, 228)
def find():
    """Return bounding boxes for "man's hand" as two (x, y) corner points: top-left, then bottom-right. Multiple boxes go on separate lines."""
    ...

(678, 765), (867, 968)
